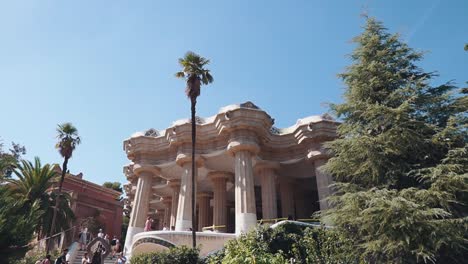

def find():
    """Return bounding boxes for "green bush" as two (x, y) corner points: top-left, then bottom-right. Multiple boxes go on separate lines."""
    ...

(205, 223), (357, 264)
(131, 246), (201, 264)
(10, 250), (60, 264)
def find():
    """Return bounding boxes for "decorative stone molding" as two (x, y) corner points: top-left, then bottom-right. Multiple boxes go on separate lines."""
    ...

(145, 128), (160, 137)
(133, 163), (161, 177)
(207, 171), (234, 182)
(175, 153), (205, 167)
(240, 101), (260, 109)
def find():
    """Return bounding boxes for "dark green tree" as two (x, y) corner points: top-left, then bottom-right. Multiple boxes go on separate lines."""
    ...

(102, 181), (123, 193)
(323, 17), (468, 263)
(0, 185), (42, 260)
(175, 51), (213, 248)
(0, 141), (26, 181)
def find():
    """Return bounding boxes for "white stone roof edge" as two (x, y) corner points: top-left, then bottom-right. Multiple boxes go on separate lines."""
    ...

(127, 102), (337, 139)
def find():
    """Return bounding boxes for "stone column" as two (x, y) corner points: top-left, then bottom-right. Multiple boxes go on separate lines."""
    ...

(257, 167), (278, 220)
(162, 197), (172, 229)
(169, 180), (180, 229)
(124, 164), (157, 257)
(198, 193), (211, 231)
(279, 177), (295, 218)
(314, 158), (333, 210)
(155, 210), (164, 230)
(209, 172), (230, 232)
(175, 154), (203, 231)
(228, 138), (259, 234)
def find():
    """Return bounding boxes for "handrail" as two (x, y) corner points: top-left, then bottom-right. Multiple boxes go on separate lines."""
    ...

(257, 218), (321, 224)
(296, 218), (320, 223)
(257, 218), (287, 224)
(15, 224), (80, 249)
(202, 225), (226, 231)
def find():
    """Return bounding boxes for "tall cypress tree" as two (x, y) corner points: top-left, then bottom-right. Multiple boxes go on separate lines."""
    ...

(324, 17), (468, 263)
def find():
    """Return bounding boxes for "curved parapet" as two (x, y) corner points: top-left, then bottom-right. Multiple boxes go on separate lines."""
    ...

(131, 231), (236, 257)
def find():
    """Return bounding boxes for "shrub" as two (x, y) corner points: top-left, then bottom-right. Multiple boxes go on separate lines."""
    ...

(205, 223), (357, 264)
(131, 246), (201, 264)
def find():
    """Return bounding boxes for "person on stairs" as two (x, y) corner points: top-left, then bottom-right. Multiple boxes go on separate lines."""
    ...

(116, 252), (127, 264)
(81, 253), (90, 264)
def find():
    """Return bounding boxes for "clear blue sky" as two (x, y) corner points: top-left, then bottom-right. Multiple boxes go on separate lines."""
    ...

(1, 0), (466, 186)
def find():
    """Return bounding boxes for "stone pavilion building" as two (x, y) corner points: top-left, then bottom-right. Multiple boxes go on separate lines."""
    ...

(123, 102), (337, 256)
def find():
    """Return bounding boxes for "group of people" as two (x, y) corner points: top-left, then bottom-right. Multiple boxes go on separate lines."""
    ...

(80, 228), (125, 259)
(36, 249), (69, 264)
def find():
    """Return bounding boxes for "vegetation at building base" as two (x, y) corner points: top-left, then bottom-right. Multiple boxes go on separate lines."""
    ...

(323, 16), (468, 264)
(205, 223), (357, 264)
(131, 246), (202, 264)
(130, 223), (356, 264)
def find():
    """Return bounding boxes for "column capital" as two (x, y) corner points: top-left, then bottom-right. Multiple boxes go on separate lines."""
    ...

(168, 180), (181, 189)
(176, 153), (205, 167)
(254, 161), (280, 174)
(197, 192), (213, 199)
(227, 139), (259, 155)
(162, 197), (172, 206)
(208, 171), (233, 182)
(306, 149), (329, 162)
(133, 163), (161, 177)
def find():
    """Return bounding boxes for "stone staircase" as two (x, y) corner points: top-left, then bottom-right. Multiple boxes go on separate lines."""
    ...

(73, 250), (116, 264)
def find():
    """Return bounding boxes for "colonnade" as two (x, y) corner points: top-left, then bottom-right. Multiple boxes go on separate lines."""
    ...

(123, 143), (333, 256)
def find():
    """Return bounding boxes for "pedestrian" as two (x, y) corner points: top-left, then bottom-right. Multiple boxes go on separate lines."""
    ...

(92, 243), (106, 264)
(81, 253), (90, 264)
(116, 252), (127, 264)
(40, 255), (51, 264)
(79, 227), (89, 250)
(97, 229), (105, 238)
(104, 233), (110, 245)
(54, 249), (68, 264)
(162, 223), (168, 231)
(144, 217), (152, 231)
(110, 235), (119, 259)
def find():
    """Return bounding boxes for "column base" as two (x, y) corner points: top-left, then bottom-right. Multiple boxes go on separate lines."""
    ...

(123, 226), (144, 258)
(175, 219), (192, 231)
(235, 213), (257, 234)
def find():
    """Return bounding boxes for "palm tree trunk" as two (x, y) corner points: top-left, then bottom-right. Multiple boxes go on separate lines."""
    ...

(191, 97), (197, 248)
(47, 157), (68, 254)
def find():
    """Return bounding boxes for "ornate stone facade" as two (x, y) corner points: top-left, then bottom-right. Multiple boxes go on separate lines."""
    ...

(123, 102), (337, 255)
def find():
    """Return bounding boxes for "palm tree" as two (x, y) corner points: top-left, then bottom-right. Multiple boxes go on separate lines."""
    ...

(47, 123), (80, 253)
(175, 51), (213, 248)
(9, 158), (75, 239)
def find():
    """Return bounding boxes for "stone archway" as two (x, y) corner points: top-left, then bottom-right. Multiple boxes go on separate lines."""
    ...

(131, 236), (176, 256)
(86, 237), (111, 259)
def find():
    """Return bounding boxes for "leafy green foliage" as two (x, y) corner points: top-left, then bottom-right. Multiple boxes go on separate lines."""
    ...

(55, 123), (81, 159)
(324, 17), (468, 263)
(10, 249), (61, 264)
(103, 181), (123, 192)
(175, 51), (214, 100)
(8, 157), (75, 238)
(0, 186), (42, 260)
(0, 141), (26, 181)
(205, 223), (356, 264)
(131, 246), (201, 264)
